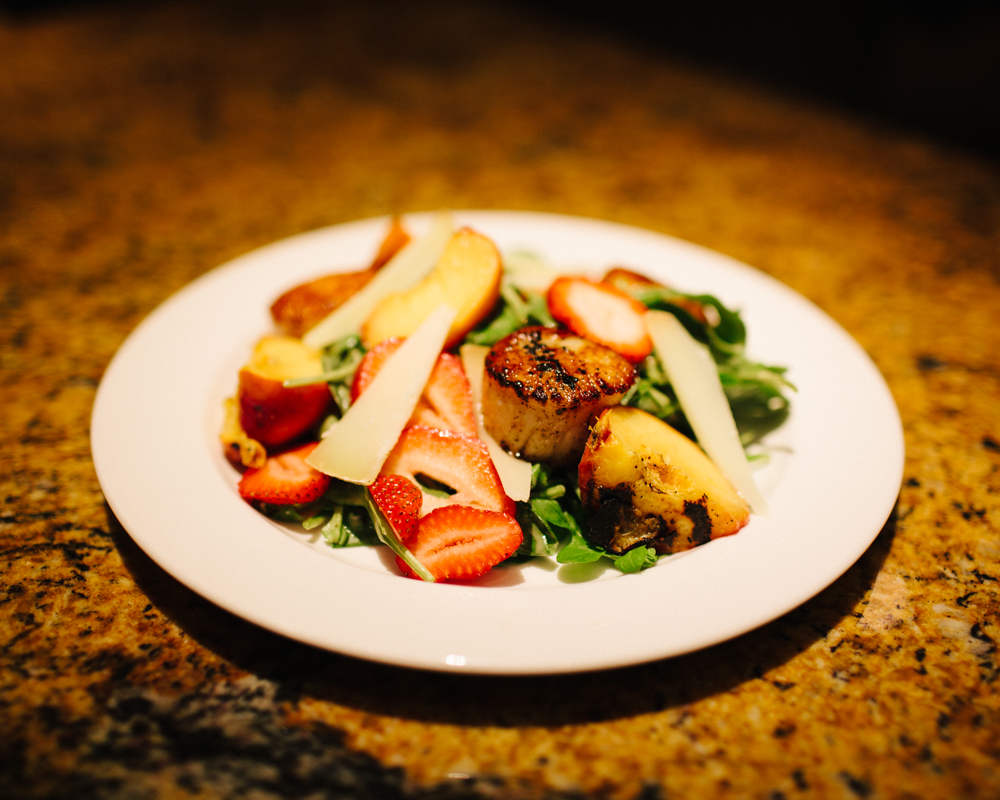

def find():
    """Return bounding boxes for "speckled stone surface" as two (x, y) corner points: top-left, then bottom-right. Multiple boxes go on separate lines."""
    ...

(2, 2), (999, 798)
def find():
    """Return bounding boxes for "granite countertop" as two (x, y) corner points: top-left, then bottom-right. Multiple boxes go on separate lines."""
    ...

(2, 2), (998, 798)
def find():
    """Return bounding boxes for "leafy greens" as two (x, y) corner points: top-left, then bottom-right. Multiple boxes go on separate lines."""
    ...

(267, 251), (792, 578)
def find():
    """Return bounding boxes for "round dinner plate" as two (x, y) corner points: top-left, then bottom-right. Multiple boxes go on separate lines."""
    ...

(91, 211), (904, 675)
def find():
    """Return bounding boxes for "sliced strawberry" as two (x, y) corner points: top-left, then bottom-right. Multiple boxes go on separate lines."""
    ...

(395, 506), (523, 581)
(600, 267), (662, 297)
(238, 441), (331, 504)
(419, 353), (477, 436)
(349, 336), (398, 399)
(601, 267), (708, 325)
(351, 338), (476, 435)
(547, 276), (653, 363)
(369, 474), (422, 543)
(379, 425), (515, 517)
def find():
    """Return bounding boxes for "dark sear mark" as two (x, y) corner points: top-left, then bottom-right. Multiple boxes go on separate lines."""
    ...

(482, 326), (635, 465)
(583, 482), (712, 555)
(487, 327), (631, 407)
(686, 499), (713, 546)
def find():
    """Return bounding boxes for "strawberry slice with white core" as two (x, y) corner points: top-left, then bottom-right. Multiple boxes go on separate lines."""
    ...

(352, 338), (476, 435)
(379, 425), (515, 517)
(238, 442), (331, 505)
(368, 474), (422, 542)
(395, 505), (523, 581)
(547, 276), (652, 363)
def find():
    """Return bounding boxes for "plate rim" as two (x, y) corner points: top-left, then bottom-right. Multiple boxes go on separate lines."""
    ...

(91, 210), (905, 675)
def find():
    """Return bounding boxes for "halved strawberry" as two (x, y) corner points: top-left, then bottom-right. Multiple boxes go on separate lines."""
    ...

(601, 267), (708, 325)
(238, 441), (331, 504)
(351, 338), (476, 435)
(547, 276), (653, 363)
(369, 474), (422, 543)
(395, 505), (523, 581)
(379, 425), (515, 517)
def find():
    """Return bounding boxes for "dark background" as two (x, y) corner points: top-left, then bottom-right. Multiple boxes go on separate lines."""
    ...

(534, 0), (1000, 160)
(3, 0), (999, 159)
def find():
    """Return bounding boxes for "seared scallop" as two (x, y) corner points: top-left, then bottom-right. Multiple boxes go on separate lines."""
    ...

(482, 326), (636, 466)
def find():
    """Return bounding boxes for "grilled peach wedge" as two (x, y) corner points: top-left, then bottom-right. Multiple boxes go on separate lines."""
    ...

(579, 406), (750, 556)
(270, 217), (411, 338)
(361, 228), (502, 351)
(237, 336), (332, 449)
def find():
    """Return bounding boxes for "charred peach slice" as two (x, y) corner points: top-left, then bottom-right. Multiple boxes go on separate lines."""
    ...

(578, 406), (750, 555)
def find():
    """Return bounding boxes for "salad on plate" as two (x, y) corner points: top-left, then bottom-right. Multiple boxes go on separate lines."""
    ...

(221, 211), (793, 583)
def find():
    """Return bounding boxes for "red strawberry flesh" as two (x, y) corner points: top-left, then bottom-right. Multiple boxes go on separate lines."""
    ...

(395, 506), (523, 582)
(379, 425), (515, 517)
(351, 338), (476, 435)
(547, 276), (652, 363)
(369, 474), (422, 543)
(238, 441), (331, 504)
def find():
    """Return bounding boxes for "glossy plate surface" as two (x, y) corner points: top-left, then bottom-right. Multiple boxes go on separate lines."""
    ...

(91, 211), (904, 674)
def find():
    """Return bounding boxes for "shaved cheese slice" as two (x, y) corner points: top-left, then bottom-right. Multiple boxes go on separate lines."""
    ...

(302, 211), (454, 349)
(645, 310), (769, 516)
(502, 251), (564, 293)
(459, 344), (532, 502)
(306, 305), (457, 484)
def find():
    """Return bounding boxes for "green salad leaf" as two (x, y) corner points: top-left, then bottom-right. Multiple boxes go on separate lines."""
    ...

(556, 531), (605, 564)
(364, 487), (436, 582)
(255, 247), (792, 582)
(512, 464), (584, 558)
(320, 333), (367, 415)
(613, 546), (658, 574)
(621, 287), (795, 447)
(466, 280), (554, 346)
(254, 478), (379, 548)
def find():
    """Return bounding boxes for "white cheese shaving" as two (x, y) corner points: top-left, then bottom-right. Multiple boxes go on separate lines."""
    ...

(459, 343), (533, 502)
(645, 310), (769, 515)
(306, 305), (456, 484)
(302, 211), (454, 349)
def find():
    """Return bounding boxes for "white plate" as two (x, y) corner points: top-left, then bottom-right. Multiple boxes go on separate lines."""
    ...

(91, 211), (904, 675)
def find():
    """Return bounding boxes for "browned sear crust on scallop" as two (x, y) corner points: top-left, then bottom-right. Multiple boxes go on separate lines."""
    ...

(482, 326), (636, 466)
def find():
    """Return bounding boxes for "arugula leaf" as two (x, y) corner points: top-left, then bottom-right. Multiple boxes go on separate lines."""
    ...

(319, 333), (367, 416)
(514, 465), (584, 557)
(319, 505), (374, 547)
(301, 513), (329, 531)
(530, 498), (579, 533)
(322, 505), (353, 547)
(465, 280), (554, 346)
(554, 534), (660, 572)
(556, 535), (659, 574)
(343, 507), (381, 546)
(556, 531), (605, 564)
(686, 294), (746, 348)
(255, 502), (314, 523)
(364, 487), (435, 582)
(412, 473), (456, 499)
(515, 508), (562, 557)
(613, 546), (658, 573)
(621, 286), (794, 446)
(255, 478), (377, 549)
(322, 480), (368, 506)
